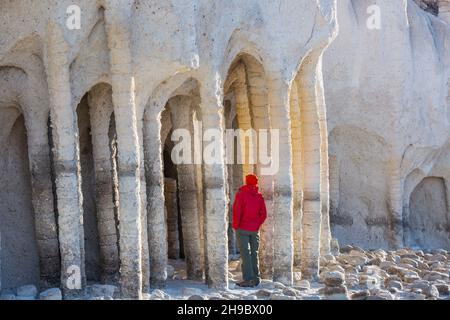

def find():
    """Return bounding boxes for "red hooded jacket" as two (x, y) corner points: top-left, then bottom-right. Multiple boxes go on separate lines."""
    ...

(232, 185), (267, 232)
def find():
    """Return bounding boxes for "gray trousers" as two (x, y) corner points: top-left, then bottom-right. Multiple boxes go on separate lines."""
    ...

(236, 228), (260, 282)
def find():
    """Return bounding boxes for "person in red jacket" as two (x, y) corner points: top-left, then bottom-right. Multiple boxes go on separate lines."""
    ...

(233, 174), (267, 287)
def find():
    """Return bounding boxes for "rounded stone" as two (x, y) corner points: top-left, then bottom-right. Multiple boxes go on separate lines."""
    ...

(87, 284), (118, 298)
(270, 294), (296, 300)
(182, 287), (204, 297)
(255, 289), (272, 298)
(294, 279), (311, 290)
(188, 295), (205, 300)
(423, 285), (440, 298)
(322, 271), (345, 287)
(283, 287), (299, 297)
(386, 280), (403, 291)
(39, 288), (62, 300)
(350, 290), (370, 300)
(434, 284), (449, 295)
(166, 265), (175, 278)
(150, 289), (171, 300)
(319, 285), (349, 300)
(16, 285), (38, 298)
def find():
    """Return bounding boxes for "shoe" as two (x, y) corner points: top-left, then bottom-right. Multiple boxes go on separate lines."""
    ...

(237, 280), (255, 288)
(252, 278), (261, 286)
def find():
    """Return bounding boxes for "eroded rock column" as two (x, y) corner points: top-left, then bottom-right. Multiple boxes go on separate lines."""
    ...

(169, 96), (203, 280)
(201, 85), (229, 289)
(26, 114), (61, 288)
(165, 178), (180, 259)
(298, 54), (323, 280)
(88, 88), (120, 283)
(137, 121), (151, 292)
(289, 82), (303, 267)
(224, 99), (238, 255)
(143, 107), (168, 288)
(268, 77), (294, 285)
(104, 3), (143, 298)
(45, 23), (84, 297)
(317, 63), (331, 256)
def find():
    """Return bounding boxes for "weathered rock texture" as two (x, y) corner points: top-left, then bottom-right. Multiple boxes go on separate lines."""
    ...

(0, 0), (336, 298)
(324, 0), (450, 250)
(0, 0), (449, 300)
(415, 0), (439, 15)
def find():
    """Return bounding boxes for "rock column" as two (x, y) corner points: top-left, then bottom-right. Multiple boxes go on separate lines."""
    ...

(200, 84), (229, 289)
(45, 23), (84, 298)
(297, 54), (323, 280)
(268, 77), (294, 285)
(88, 87), (120, 283)
(165, 178), (180, 259)
(169, 96), (204, 280)
(143, 106), (168, 288)
(137, 119), (151, 292)
(104, 3), (143, 298)
(26, 114), (61, 288)
(316, 60), (331, 256)
(289, 81), (303, 267)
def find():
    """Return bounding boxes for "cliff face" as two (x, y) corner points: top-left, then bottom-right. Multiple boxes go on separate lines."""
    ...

(324, 0), (450, 249)
(0, 0), (338, 294)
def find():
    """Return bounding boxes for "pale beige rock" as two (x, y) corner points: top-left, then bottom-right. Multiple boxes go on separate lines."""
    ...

(321, 271), (345, 287)
(324, 0), (450, 250)
(319, 284), (349, 300)
(1, 0), (449, 302)
(39, 288), (62, 300)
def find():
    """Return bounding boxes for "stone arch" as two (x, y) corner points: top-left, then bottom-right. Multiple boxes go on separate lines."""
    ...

(72, 82), (121, 284)
(291, 49), (330, 279)
(0, 109), (40, 291)
(86, 83), (120, 284)
(0, 64), (60, 290)
(220, 28), (267, 84)
(406, 176), (450, 249)
(143, 76), (205, 287)
(0, 34), (50, 121)
(223, 51), (274, 278)
(0, 33), (44, 60)
(0, 66), (28, 111)
(140, 72), (195, 121)
(76, 92), (101, 282)
(403, 168), (427, 214)
(165, 82), (204, 280)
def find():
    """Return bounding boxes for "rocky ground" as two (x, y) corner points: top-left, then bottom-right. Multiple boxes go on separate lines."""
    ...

(1, 246), (449, 300)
